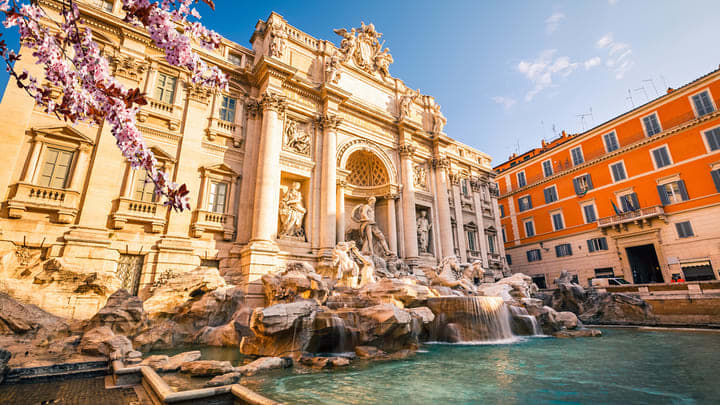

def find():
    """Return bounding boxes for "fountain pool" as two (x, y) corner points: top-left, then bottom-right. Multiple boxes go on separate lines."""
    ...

(244, 328), (720, 404)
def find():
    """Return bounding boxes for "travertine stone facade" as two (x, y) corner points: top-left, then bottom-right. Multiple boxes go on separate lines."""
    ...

(0, 1), (503, 315)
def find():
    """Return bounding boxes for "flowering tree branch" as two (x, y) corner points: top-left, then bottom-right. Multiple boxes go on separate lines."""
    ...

(0, 0), (228, 211)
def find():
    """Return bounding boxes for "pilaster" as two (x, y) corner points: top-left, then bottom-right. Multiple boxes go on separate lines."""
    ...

(399, 144), (419, 263)
(433, 156), (455, 259)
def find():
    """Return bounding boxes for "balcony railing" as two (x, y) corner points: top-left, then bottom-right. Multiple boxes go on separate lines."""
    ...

(501, 105), (718, 195)
(110, 197), (167, 233)
(191, 209), (235, 241)
(6, 183), (81, 223)
(598, 205), (665, 228)
(137, 98), (181, 130)
(205, 117), (242, 147)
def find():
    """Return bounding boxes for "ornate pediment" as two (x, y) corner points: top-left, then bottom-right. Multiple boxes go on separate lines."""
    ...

(31, 126), (94, 145)
(333, 22), (393, 80)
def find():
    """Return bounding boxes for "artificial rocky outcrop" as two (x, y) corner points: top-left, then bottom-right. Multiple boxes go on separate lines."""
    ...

(261, 261), (330, 305)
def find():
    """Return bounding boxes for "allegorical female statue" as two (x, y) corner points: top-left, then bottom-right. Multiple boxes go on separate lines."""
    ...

(416, 210), (431, 253)
(279, 182), (306, 238)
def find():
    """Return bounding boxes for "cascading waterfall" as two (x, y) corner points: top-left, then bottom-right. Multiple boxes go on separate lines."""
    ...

(426, 296), (516, 342)
(509, 305), (543, 336)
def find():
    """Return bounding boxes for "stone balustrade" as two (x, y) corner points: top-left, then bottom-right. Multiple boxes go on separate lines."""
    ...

(7, 182), (81, 224)
(110, 197), (167, 233)
(205, 117), (242, 147)
(191, 209), (235, 241)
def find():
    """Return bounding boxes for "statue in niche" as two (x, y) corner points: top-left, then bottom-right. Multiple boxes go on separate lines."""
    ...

(431, 103), (446, 133)
(352, 196), (393, 257)
(278, 182), (306, 239)
(416, 210), (432, 254)
(413, 164), (427, 190)
(285, 120), (310, 155)
(325, 52), (341, 84)
(398, 89), (418, 121)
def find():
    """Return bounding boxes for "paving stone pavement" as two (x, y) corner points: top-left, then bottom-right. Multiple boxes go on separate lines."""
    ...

(0, 376), (139, 405)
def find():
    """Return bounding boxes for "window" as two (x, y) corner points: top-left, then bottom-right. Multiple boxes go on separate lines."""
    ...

(467, 229), (477, 251)
(610, 161), (627, 182)
(712, 169), (720, 193)
(555, 243), (572, 257)
(134, 169), (157, 202)
(551, 212), (564, 231)
(228, 53), (242, 66)
(587, 237), (608, 252)
(518, 195), (532, 212)
(582, 203), (597, 223)
(39, 147), (74, 189)
(594, 268), (614, 278)
(517, 171), (526, 188)
(487, 233), (496, 254)
(542, 160), (553, 177)
(704, 127), (720, 151)
(499, 204), (505, 217)
(571, 146), (584, 165)
(603, 131), (619, 152)
(501, 227), (507, 243)
(543, 185), (558, 204)
(524, 220), (535, 238)
(531, 275), (547, 289)
(94, 0), (114, 12)
(461, 179), (469, 196)
(207, 181), (228, 213)
(505, 254), (512, 266)
(619, 192), (640, 212)
(573, 174), (593, 195)
(651, 146), (672, 169)
(657, 181), (689, 205)
(675, 221), (694, 238)
(642, 113), (662, 137)
(219, 95), (236, 122)
(155, 73), (177, 104)
(527, 249), (542, 262)
(682, 261), (715, 281)
(692, 90), (715, 117)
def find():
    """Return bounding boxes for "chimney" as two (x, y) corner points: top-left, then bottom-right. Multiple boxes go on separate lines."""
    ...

(541, 139), (547, 148)
(561, 130), (567, 138)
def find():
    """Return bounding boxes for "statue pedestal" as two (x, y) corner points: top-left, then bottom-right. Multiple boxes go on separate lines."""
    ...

(239, 240), (280, 307)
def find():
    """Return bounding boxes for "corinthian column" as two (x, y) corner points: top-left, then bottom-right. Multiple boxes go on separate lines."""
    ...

(249, 92), (286, 245)
(433, 157), (455, 258)
(319, 113), (342, 256)
(399, 145), (419, 263)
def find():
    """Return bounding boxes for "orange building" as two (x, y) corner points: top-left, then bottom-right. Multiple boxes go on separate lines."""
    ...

(494, 67), (720, 288)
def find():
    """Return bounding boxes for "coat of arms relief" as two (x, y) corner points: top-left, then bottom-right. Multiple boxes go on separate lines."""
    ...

(333, 22), (393, 80)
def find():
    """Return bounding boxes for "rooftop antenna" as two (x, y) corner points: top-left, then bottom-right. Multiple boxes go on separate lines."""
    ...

(576, 108), (594, 132)
(551, 124), (558, 137)
(643, 79), (658, 98)
(626, 89), (635, 108)
(660, 75), (668, 90)
(633, 86), (649, 102)
(515, 138), (520, 154)
(540, 120), (548, 143)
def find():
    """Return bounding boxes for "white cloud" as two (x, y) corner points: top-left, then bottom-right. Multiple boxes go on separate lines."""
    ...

(584, 57), (601, 70)
(608, 0), (619, 4)
(517, 50), (579, 101)
(596, 33), (634, 79)
(492, 96), (517, 110)
(545, 12), (565, 34)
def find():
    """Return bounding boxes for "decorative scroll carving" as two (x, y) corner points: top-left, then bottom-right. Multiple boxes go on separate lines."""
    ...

(260, 92), (287, 113)
(413, 164), (428, 191)
(284, 119), (311, 155)
(432, 157), (450, 170)
(324, 53), (342, 84)
(109, 55), (148, 81)
(431, 104), (447, 133)
(334, 22), (393, 79)
(318, 113), (342, 130)
(246, 100), (262, 119)
(279, 182), (306, 240)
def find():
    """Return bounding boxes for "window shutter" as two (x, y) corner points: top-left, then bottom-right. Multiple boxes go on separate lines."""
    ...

(565, 244), (573, 256)
(573, 178), (581, 195)
(600, 237), (608, 250)
(527, 196), (533, 209)
(585, 174), (593, 190)
(587, 239), (595, 252)
(712, 170), (720, 193)
(676, 180), (689, 201)
(630, 193), (640, 210)
(555, 245), (561, 256)
(526, 251), (532, 261)
(544, 188), (550, 204)
(657, 185), (670, 205)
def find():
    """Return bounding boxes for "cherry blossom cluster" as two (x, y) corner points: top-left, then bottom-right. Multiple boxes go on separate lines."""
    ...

(0, 0), (228, 211)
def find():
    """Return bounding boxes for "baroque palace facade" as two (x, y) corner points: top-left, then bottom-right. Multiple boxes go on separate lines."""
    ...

(0, 0), (504, 314)
(496, 67), (720, 288)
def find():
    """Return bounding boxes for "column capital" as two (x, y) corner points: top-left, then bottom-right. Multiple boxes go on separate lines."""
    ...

(448, 171), (461, 185)
(260, 91), (287, 113)
(384, 192), (400, 200)
(318, 113), (342, 130)
(246, 100), (263, 119)
(78, 143), (93, 153)
(398, 144), (416, 158)
(432, 156), (450, 170)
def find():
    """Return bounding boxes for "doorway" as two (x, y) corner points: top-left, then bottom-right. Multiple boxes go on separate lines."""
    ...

(625, 244), (663, 284)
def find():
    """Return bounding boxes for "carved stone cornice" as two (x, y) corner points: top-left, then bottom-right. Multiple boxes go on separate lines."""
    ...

(431, 157), (450, 170)
(317, 113), (342, 131)
(260, 91), (287, 113)
(185, 82), (212, 104)
(109, 55), (148, 82)
(398, 144), (416, 158)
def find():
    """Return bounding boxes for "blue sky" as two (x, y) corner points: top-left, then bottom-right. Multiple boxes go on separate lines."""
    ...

(2, 0), (720, 165)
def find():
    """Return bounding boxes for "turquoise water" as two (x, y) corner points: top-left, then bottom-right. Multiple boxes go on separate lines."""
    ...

(252, 328), (720, 404)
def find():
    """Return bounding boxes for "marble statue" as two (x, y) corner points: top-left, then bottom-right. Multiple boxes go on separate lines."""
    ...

(278, 182), (306, 238)
(431, 103), (446, 133)
(332, 241), (359, 288)
(374, 47), (393, 80)
(333, 27), (357, 63)
(269, 22), (287, 58)
(334, 22), (393, 76)
(325, 53), (341, 84)
(413, 164), (427, 190)
(398, 90), (418, 121)
(355, 196), (393, 256)
(416, 210), (431, 254)
(428, 256), (477, 294)
(285, 120), (310, 155)
(351, 243), (376, 287)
